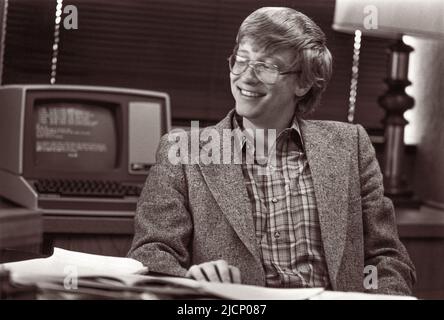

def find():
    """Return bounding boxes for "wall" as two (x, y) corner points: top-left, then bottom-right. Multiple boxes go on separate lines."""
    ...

(404, 38), (444, 208)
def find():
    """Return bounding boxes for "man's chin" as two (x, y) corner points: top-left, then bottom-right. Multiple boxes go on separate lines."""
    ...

(235, 104), (260, 119)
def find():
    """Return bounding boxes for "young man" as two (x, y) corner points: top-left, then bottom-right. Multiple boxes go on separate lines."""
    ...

(128, 7), (416, 295)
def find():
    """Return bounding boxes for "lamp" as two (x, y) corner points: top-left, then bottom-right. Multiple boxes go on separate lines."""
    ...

(332, 0), (444, 197)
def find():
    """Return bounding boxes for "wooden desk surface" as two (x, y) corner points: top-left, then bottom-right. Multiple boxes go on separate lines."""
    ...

(396, 206), (444, 238)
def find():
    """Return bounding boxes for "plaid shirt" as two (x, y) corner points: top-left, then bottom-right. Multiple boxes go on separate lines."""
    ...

(233, 114), (330, 288)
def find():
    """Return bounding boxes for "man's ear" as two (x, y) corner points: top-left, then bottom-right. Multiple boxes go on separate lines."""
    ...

(294, 84), (312, 98)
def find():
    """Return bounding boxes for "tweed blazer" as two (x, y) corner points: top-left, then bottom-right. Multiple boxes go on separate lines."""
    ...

(128, 110), (416, 295)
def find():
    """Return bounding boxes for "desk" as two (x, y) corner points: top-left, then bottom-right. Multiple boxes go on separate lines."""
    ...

(396, 206), (444, 299)
(41, 206), (444, 299)
(1, 198), (444, 299)
(42, 213), (133, 257)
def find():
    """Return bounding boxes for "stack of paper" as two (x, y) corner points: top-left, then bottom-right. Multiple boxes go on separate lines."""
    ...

(1, 248), (417, 300)
(2, 247), (147, 282)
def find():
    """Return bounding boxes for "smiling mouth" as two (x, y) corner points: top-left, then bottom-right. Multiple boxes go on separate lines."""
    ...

(238, 87), (265, 98)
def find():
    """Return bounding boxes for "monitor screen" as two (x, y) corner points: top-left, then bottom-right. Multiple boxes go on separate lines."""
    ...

(33, 99), (117, 172)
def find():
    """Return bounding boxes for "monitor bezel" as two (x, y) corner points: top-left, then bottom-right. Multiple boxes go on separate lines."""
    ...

(22, 88), (168, 183)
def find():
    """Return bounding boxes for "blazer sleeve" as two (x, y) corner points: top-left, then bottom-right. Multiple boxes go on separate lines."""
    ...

(127, 134), (192, 277)
(356, 124), (416, 295)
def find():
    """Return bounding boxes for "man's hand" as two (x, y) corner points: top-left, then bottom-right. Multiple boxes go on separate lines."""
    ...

(186, 260), (242, 284)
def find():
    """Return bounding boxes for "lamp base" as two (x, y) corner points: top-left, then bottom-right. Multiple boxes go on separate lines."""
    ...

(378, 38), (415, 196)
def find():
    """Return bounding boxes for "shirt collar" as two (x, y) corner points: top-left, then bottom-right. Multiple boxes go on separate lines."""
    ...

(232, 111), (305, 152)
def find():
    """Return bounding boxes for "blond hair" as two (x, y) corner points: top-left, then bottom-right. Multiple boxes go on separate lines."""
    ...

(235, 7), (332, 115)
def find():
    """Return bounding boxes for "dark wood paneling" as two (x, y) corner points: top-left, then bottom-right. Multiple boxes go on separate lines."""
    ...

(42, 234), (133, 257)
(402, 238), (444, 299)
(0, 200), (42, 249)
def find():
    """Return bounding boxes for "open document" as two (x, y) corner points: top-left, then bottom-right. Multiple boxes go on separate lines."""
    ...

(1, 248), (416, 300)
(2, 247), (147, 279)
(1, 248), (202, 299)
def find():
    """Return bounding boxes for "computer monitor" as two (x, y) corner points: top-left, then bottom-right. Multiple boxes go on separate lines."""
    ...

(0, 85), (171, 214)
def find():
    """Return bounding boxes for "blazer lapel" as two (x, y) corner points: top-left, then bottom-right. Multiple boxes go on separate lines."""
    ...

(299, 119), (350, 288)
(197, 111), (261, 265)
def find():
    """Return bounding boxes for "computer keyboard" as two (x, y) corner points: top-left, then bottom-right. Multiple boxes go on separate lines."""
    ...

(34, 179), (143, 198)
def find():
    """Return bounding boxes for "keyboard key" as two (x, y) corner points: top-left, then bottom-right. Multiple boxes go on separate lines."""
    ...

(34, 179), (143, 198)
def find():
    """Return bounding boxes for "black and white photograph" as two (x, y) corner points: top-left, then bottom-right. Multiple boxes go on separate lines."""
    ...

(0, 0), (443, 307)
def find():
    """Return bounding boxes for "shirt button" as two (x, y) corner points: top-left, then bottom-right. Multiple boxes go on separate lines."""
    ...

(271, 198), (278, 203)
(274, 231), (280, 239)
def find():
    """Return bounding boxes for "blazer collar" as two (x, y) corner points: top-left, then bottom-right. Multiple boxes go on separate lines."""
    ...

(232, 111), (305, 148)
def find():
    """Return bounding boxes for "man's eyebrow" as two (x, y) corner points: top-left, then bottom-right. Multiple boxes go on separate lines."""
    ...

(262, 56), (285, 68)
(236, 49), (287, 67)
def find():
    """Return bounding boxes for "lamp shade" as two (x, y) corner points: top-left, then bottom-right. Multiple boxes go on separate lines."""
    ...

(333, 0), (444, 39)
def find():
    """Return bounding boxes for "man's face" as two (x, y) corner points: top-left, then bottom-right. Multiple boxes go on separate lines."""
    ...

(230, 39), (306, 127)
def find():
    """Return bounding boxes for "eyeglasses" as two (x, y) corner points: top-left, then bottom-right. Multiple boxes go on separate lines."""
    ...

(228, 54), (299, 85)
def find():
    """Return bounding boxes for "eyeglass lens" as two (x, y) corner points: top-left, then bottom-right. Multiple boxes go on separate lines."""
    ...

(229, 55), (278, 84)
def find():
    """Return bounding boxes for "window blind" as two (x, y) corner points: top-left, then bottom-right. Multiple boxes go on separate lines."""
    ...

(2, 0), (392, 129)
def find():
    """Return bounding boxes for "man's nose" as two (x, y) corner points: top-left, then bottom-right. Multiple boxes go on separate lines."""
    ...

(240, 65), (260, 84)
